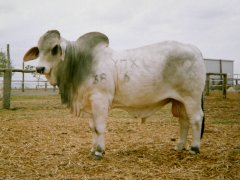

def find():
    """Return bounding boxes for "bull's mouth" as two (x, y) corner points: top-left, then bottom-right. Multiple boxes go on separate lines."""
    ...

(44, 68), (58, 86)
(45, 75), (58, 86)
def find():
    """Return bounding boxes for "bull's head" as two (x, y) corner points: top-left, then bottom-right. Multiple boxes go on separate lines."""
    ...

(23, 30), (65, 85)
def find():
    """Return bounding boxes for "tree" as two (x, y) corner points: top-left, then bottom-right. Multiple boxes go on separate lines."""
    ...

(25, 65), (42, 87)
(24, 64), (40, 82)
(0, 51), (8, 77)
(24, 65), (35, 71)
(0, 46), (13, 77)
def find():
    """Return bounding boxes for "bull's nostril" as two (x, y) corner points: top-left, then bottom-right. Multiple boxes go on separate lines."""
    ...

(36, 67), (45, 74)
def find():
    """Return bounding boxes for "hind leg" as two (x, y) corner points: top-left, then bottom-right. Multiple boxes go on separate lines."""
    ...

(190, 112), (203, 154)
(185, 103), (204, 154)
(175, 116), (190, 151)
(172, 100), (189, 152)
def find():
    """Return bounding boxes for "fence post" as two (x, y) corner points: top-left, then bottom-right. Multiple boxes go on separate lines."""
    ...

(3, 69), (12, 109)
(205, 74), (210, 96)
(22, 62), (25, 92)
(7, 44), (11, 68)
(223, 74), (227, 98)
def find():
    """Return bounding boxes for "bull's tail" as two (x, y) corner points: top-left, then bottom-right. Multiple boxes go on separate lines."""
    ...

(200, 94), (205, 139)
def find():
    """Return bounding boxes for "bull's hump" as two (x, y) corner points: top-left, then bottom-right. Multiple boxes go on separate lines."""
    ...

(77, 32), (109, 49)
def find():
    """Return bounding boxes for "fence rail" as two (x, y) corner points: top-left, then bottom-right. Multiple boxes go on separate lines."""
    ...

(0, 68), (35, 73)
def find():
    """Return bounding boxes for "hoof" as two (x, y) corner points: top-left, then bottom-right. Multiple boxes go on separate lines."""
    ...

(175, 143), (187, 152)
(91, 150), (105, 160)
(92, 154), (103, 160)
(190, 146), (200, 154)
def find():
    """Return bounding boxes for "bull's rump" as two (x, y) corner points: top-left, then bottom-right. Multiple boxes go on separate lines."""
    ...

(112, 41), (206, 108)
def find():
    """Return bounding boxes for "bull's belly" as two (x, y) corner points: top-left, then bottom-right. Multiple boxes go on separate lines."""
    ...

(111, 89), (171, 118)
(112, 98), (170, 118)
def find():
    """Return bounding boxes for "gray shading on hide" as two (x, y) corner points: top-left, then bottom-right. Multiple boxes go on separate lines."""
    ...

(57, 32), (109, 107)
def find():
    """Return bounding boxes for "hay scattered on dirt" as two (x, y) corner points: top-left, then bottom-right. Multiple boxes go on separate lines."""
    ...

(0, 92), (239, 179)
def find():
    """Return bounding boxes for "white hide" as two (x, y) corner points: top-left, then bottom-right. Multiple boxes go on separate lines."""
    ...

(82, 41), (206, 118)
(70, 41), (206, 158)
(69, 41), (206, 158)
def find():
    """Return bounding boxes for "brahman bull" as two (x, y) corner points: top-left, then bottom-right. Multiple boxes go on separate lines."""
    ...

(23, 30), (206, 159)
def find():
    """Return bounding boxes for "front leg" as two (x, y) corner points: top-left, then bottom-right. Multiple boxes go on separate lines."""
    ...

(89, 93), (109, 160)
(89, 118), (106, 160)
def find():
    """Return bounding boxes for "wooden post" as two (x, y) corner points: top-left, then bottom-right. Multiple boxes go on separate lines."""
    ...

(0, 68), (35, 109)
(3, 69), (12, 109)
(7, 44), (11, 68)
(45, 82), (47, 91)
(22, 62), (25, 92)
(205, 74), (210, 96)
(219, 60), (223, 85)
(2, 44), (12, 109)
(223, 74), (227, 99)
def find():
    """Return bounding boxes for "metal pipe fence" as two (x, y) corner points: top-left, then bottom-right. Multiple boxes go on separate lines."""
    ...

(205, 73), (227, 98)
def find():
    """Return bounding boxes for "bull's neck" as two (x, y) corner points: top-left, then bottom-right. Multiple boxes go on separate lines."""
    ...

(61, 38), (75, 51)
(60, 38), (79, 62)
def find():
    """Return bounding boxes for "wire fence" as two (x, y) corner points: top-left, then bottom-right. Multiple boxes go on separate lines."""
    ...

(0, 68), (59, 109)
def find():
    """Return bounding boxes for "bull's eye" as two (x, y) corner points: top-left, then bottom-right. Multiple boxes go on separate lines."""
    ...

(51, 45), (58, 56)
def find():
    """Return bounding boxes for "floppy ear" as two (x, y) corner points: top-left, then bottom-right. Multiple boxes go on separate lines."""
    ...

(23, 47), (39, 61)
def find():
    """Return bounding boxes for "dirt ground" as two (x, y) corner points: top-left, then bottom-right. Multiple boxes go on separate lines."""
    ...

(0, 91), (239, 179)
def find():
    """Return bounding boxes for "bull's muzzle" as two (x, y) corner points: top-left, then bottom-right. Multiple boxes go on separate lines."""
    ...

(36, 66), (45, 74)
